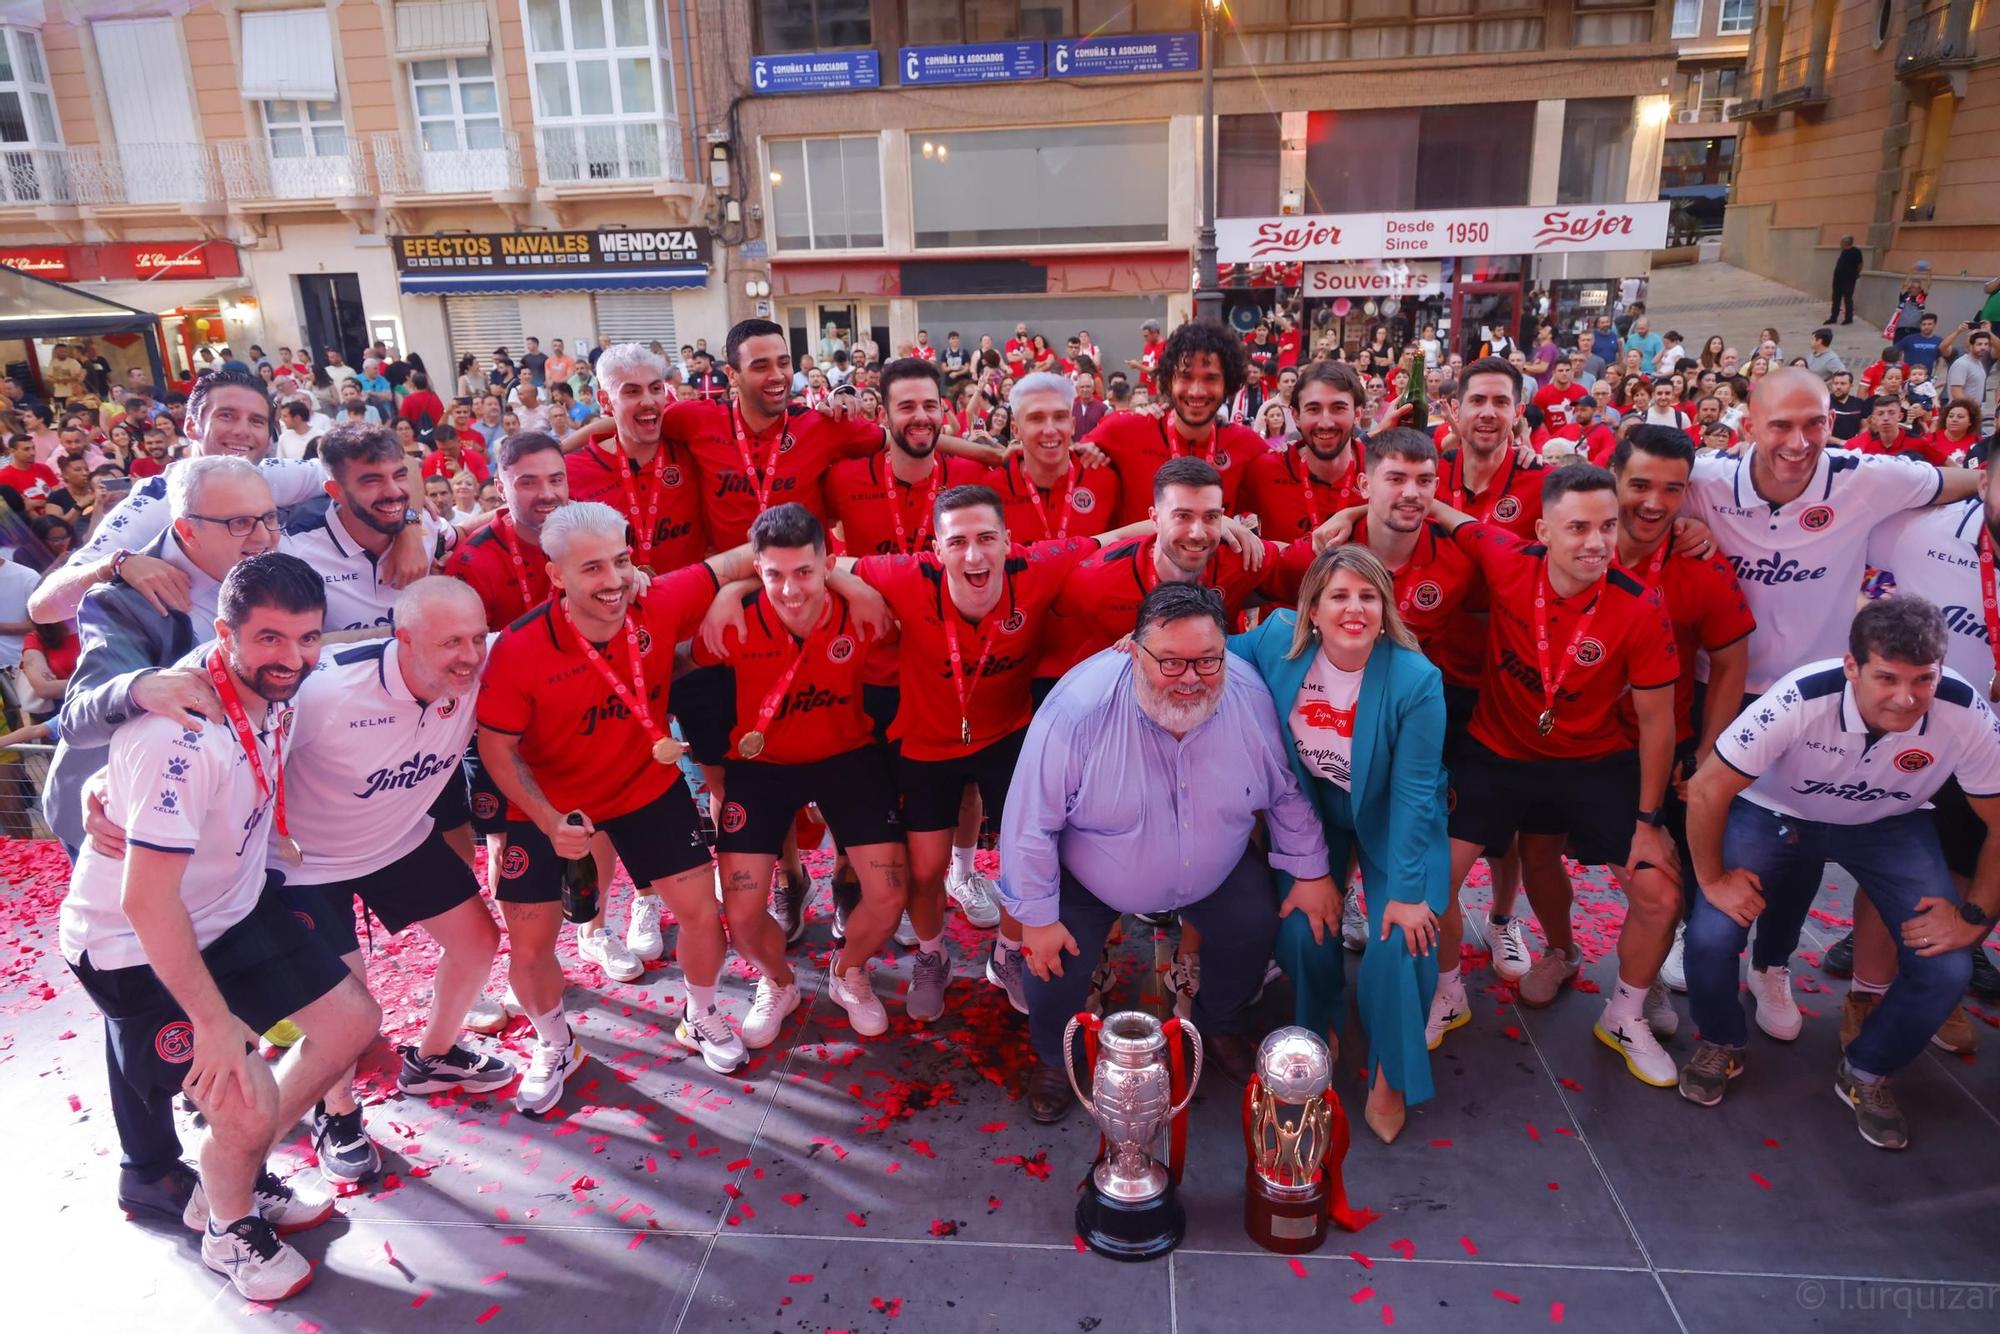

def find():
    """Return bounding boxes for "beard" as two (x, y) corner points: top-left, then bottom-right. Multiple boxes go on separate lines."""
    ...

(230, 653), (304, 704)
(1135, 670), (1222, 735)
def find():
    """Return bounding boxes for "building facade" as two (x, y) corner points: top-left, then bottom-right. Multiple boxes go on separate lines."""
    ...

(1661, 0), (1755, 215)
(1725, 0), (1999, 322)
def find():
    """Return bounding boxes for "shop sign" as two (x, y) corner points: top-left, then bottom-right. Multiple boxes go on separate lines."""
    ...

(0, 245), (73, 280)
(393, 229), (713, 273)
(1218, 203), (1670, 264)
(128, 245), (212, 279)
(751, 50), (881, 94)
(901, 40), (1043, 85)
(1049, 31), (1199, 76)
(1, 241), (237, 283)
(1302, 261), (1443, 298)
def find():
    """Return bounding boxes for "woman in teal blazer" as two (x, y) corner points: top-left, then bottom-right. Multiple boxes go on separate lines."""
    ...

(1230, 545), (1451, 1141)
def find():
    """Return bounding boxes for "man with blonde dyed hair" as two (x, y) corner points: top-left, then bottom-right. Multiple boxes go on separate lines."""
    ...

(566, 343), (707, 574)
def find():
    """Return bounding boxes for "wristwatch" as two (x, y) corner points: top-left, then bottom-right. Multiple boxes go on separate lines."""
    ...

(402, 507), (422, 528)
(1636, 808), (1666, 827)
(1959, 900), (1993, 927)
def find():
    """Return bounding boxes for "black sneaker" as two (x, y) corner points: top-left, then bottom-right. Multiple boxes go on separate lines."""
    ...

(1834, 1062), (1909, 1150)
(829, 872), (861, 943)
(771, 869), (811, 945)
(1971, 947), (2000, 1002)
(1677, 1040), (1745, 1107)
(397, 1042), (516, 1095)
(311, 1104), (381, 1183)
(118, 1160), (198, 1223)
(1822, 930), (1855, 979)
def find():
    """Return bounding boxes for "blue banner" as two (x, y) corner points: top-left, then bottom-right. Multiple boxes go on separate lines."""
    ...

(749, 51), (882, 95)
(900, 40), (1044, 86)
(1048, 31), (1200, 78)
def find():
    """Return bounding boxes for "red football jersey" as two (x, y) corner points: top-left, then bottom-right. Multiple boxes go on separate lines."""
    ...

(1084, 412), (1260, 526)
(1531, 382), (1586, 430)
(690, 589), (878, 765)
(1617, 543), (1756, 745)
(665, 400), (884, 549)
(422, 447), (489, 482)
(983, 454), (1119, 544)
(1451, 522), (1679, 762)
(1439, 447), (1546, 540)
(565, 437), (705, 572)
(1350, 517), (1486, 689)
(1238, 447), (1364, 541)
(442, 508), (552, 628)
(1853, 430), (1951, 467)
(857, 539), (1096, 759)
(476, 563), (719, 820)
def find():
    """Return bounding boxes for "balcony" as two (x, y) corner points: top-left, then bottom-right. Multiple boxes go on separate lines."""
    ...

(0, 145), (80, 207)
(217, 136), (372, 204)
(1897, 6), (1974, 80)
(1903, 167), (1939, 222)
(534, 120), (686, 189)
(372, 130), (525, 197)
(65, 143), (224, 208)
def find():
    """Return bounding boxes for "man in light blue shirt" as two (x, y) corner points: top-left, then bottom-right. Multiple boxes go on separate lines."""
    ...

(1000, 584), (1336, 1121)
(1623, 315), (1664, 375)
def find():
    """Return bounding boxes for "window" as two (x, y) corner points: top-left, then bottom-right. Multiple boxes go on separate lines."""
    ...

(522, 0), (679, 181)
(756, 0), (873, 53)
(1217, 113), (1280, 218)
(1556, 97), (1634, 204)
(0, 25), (64, 206)
(1415, 102), (1533, 208)
(264, 99), (347, 159)
(767, 136), (883, 250)
(1671, 0), (1700, 39)
(1304, 108), (1419, 212)
(1220, 0), (1545, 67)
(1717, 0), (1754, 35)
(908, 123), (1168, 248)
(903, 1), (1194, 42)
(1573, 0), (1654, 46)
(410, 58), (502, 152)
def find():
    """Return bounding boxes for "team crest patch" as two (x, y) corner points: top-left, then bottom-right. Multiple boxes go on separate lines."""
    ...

(1493, 495), (1522, 523)
(1000, 610), (1026, 634)
(1214, 451), (1231, 471)
(292, 910), (315, 931)
(1799, 505), (1834, 532)
(661, 465), (683, 487)
(279, 709), (296, 737)
(1573, 637), (1605, 665)
(155, 1021), (195, 1063)
(1071, 489), (1096, 513)
(1412, 581), (1443, 611)
(636, 626), (655, 655)
(436, 696), (460, 719)
(827, 635), (855, 663)
(500, 845), (530, 880)
(722, 801), (748, 834)
(471, 792), (500, 820)
(1893, 749), (1934, 773)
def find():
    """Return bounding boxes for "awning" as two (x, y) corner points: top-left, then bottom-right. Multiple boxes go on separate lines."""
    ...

(397, 268), (709, 295)
(239, 9), (339, 102)
(394, 0), (491, 59)
(0, 263), (162, 338)
(65, 279), (250, 317)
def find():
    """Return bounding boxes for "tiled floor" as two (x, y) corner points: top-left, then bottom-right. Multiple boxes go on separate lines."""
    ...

(10, 847), (1999, 1334)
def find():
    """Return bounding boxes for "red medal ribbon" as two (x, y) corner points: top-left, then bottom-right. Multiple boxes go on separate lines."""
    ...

(1450, 450), (1511, 523)
(886, 459), (945, 555)
(1022, 458), (1077, 542)
(730, 404), (792, 512)
(1157, 415), (1219, 468)
(203, 647), (290, 841)
(742, 601), (830, 753)
(1979, 529), (2000, 697)
(496, 511), (540, 613)
(612, 440), (670, 567)
(558, 599), (667, 747)
(1293, 448), (1356, 534)
(941, 609), (1001, 747)
(1532, 562), (1603, 733)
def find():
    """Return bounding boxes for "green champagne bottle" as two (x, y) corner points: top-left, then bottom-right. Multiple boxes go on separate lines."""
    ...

(1398, 348), (1428, 433)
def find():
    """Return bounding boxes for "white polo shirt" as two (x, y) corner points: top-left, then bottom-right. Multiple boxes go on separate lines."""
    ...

(1717, 658), (2000, 824)
(283, 504), (448, 632)
(59, 704), (283, 969)
(283, 637), (480, 886)
(1689, 445), (1942, 691)
(1865, 497), (1991, 684)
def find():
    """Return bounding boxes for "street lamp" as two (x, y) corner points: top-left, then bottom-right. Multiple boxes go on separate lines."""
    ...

(1193, 0), (1227, 326)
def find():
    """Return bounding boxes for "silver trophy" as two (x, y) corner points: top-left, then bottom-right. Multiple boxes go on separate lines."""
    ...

(1064, 1009), (1202, 1260)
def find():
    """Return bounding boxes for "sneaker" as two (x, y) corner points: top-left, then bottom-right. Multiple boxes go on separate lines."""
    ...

(893, 912), (920, 949)
(742, 977), (801, 1048)
(1425, 974), (1469, 1051)
(1971, 947), (2000, 1001)
(1167, 951), (1200, 1021)
(183, 1169), (337, 1236)
(1517, 947), (1581, 1008)
(502, 985), (524, 1018)
(397, 1042), (516, 1095)
(1659, 923), (1688, 993)
(1840, 991), (1882, 1050)
(907, 948), (950, 1022)
(118, 1160), (198, 1223)
(771, 870), (811, 945)
(464, 992), (510, 1035)
(985, 941), (1028, 1015)
(578, 925), (644, 983)
(945, 865), (1003, 929)
(1489, 916), (1533, 982)
(1931, 1004), (1978, 1055)
(1834, 1062), (1909, 1150)
(1677, 1040), (1745, 1106)
(1340, 890), (1368, 952)
(829, 874), (860, 943)
(310, 1104), (379, 1183)
(1750, 965), (1802, 1041)
(1083, 950), (1116, 1017)
(1822, 930), (1855, 979)
(627, 893), (666, 962)
(828, 959), (888, 1037)
(676, 1004), (747, 1074)
(202, 1215), (314, 1301)
(1643, 982), (1680, 1039)
(514, 1036), (585, 1115)
(1595, 1006), (1676, 1087)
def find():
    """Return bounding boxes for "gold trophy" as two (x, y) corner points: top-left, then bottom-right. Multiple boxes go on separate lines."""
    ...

(1241, 1026), (1372, 1252)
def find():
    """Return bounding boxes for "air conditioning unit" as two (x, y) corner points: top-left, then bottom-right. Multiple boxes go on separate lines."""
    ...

(1721, 98), (1745, 119)
(1676, 108), (1701, 123)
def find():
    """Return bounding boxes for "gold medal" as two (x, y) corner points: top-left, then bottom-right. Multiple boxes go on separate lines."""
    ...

(1536, 708), (1555, 737)
(960, 717), (972, 746)
(652, 736), (686, 766)
(739, 729), (766, 759)
(277, 835), (303, 864)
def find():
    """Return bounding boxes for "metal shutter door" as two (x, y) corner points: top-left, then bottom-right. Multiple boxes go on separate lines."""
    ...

(593, 292), (678, 350)
(444, 296), (524, 374)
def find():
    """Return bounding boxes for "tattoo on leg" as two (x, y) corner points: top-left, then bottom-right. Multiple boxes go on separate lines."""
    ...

(725, 870), (761, 895)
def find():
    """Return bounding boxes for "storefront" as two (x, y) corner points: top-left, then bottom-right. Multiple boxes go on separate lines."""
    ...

(0, 264), (169, 407)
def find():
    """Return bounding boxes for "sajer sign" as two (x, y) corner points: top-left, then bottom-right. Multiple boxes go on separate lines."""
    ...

(1218, 203), (1670, 264)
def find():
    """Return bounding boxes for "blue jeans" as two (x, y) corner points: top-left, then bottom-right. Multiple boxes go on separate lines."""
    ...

(1684, 800), (1972, 1077)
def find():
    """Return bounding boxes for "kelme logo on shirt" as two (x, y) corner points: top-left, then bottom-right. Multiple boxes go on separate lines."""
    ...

(1573, 637), (1605, 665)
(1893, 749), (1934, 773)
(827, 635), (856, 663)
(1412, 581), (1442, 611)
(1494, 495), (1522, 522)
(1799, 504), (1834, 532)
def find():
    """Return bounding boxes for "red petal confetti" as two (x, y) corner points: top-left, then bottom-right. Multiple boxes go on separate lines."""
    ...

(1380, 1304), (1395, 1325)
(1428, 1139), (1453, 1148)
(929, 1219), (960, 1237)
(298, 1322), (321, 1333)
(1749, 1171), (1772, 1190)
(870, 1297), (905, 1317)
(409, 1292), (432, 1309)
(724, 1157), (751, 1171)
(908, 1139), (937, 1158)
(1389, 1238), (1414, 1260)
(1525, 1123), (1541, 1141)
(1551, 1301), (1567, 1323)
(1494, 1290), (1521, 1304)
(1458, 1236), (1479, 1256)
(481, 1271), (507, 1284)
(1349, 1251), (1374, 1269)
(1557, 1077), (1584, 1091)
(627, 1234), (644, 1251)
(1073, 1234), (1087, 1252)
(979, 1122), (1007, 1133)
(845, 1211), (868, 1228)
(66, 1093), (81, 1113)
(787, 1274), (815, 1284)
(1288, 1259), (1309, 1278)
(474, 1306), (501, 1326)
(1763, 1138), (1780, 1148)
(1548, 1181), (1561, 1191)
(781, 1193), (806, 1207)
(500, 1236), (525, 1246)
(1350, 1287), (1375, 1304)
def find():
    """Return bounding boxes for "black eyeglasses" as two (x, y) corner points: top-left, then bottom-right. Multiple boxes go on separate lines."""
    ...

(188, 511), (281, 538)
(1137, 643), (1225, 679)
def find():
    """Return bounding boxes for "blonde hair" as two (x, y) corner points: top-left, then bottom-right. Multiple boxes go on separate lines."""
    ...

(1285, 544), (1421, 660)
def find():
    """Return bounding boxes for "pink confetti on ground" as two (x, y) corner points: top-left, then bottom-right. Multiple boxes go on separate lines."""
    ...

(1428, 1139), (1453, 1148)
(781, 1193), (806, 1206)
(1349, 1251), (1373, 1268)
(1288, 1259), (1309, 1278)
(1749, 1171), (1772, 1190)
(787, 1274), (814, 1284)
(1551, 1300), (1567, 1323)
(1389, 1238), (1415, 1260)
(410, 1291), (432, 1309)
(1547, 1181), (1561, 1191)
(474, 1305), (502, 1326)
(1072, 1235), (1087, 1252)
(1350, 1287), (1375, 1304)
(845, 1211), (868, 1228)
(1494, 1290), (1521, 1304)
(1525, 1123), (1541, 1141)
(1459, 1236), (1479, 1256)
(480, 1271), (507, 1285)
(1380, 1304), (1395, 1326)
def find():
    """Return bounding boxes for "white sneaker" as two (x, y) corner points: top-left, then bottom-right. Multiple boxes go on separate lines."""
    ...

(1595, 1004), (1677, 1087)
(578, 925), (644, 982)
(502, 985), (524, 1018)
(464, 992), (509, 1034)
(1425, 974), (1470, 1051)
(514, 1036), (585, 1115)
(1083, 950), (1115, 1017)
(945, 866), (1002, 929)
(676, 1003), (747, 1074)
(1340, 890), (1368, 952)
(828, 959), (888, 1037)
(1644, 981), (1680, 1039)
(1167, 951), (1200, 1021)
(1659, 923), (1688, 993)
(743, 977), (800, 1048)
(1751, 965), (1802, 1041)
(627, 893), (666, 962)
(894, 912), (920, 949)
(1489, 917), (1533, 982)
(202, 1215), (314, 1301)
(182, 1168), (336, 1236)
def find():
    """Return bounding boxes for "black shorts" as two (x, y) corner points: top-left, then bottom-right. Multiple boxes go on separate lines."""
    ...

(719, 746), (902, 856)
(1447, 739), (1640, 868)
(863, 684), (900, 746)
(674, 663), (736, 768)
(894, 729), (1027, 833)
(288, 831), (482, 953)
(426, 762), (471, 833)
(69, 888), (351, 1106)
(1031, 677), (1058, 711)
(1441, 683), (1478, 764)
(495, 782), (711, 905)
(461, 745), (510, 836)
(1929, 777), (1984, 879)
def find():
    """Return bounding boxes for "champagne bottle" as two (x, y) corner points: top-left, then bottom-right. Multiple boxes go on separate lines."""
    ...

(559, 811), (599, 925)
(1399, 348), (1428, 433)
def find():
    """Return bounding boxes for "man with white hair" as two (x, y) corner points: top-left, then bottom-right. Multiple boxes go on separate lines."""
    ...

(982, 372), (1120, 544)
(565, 343), (707, 574)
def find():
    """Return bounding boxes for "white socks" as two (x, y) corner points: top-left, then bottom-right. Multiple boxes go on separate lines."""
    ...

(528, 1005), (570, 1049)
(1438, 965), (1462, 993)
(684, 981), (717, 1015)
(951, 845), (977, 879)
(1606, 977), (1647, 1024)
(917, 934), (944, 956)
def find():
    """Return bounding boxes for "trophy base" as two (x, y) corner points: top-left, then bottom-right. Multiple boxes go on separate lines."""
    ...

(1243, 1167), (1329, 1254)
(1076, 1185), (1185, 1262)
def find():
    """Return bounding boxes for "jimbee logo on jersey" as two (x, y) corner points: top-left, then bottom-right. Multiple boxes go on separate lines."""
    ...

(154, 1021), (195, 1064)
(722, 801), (747, 834)
(1572, 637), (1605, 666)
(499, 845), (529, 880)
(827, 636), (855, 663)
(1893, 749), (1934, 774)
(1000, 610), (1026, 635)
(1494, 495), (1523, 523)
(1411, 581), (1443, 611)
(1799, 505), (1834, 532)
(1071, 489), (1096, 513)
